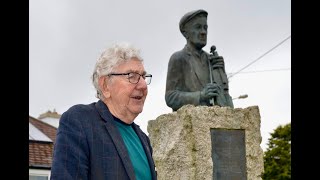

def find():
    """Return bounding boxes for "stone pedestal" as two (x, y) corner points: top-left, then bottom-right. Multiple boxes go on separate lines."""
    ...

(147, 105), (264, 180)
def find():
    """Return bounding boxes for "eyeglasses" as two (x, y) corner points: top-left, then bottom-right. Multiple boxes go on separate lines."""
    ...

(108, 72), (152, 85)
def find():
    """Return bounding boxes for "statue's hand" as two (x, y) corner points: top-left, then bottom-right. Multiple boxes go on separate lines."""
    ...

(200, 83), (221, 101)
(209, 55), (225, 69)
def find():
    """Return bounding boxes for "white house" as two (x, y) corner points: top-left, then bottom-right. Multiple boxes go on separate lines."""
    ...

(29, 110), (60, 180)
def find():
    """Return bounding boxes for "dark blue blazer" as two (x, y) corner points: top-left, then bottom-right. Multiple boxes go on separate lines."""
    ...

(50, 100), (157, 180)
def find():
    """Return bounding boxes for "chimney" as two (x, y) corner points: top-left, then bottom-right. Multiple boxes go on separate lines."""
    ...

(38, 109), (61, 128)
(38, 109), (61, 119)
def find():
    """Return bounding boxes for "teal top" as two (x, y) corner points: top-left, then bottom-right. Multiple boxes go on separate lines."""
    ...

(113, 116), (152, 180)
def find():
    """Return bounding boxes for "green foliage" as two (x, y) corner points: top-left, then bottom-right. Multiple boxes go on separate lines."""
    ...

(262, 123), (291, 180)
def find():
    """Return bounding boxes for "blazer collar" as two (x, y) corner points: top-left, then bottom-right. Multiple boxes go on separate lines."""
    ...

(95, 100), (136, 180)
(95, 100), (114, 123)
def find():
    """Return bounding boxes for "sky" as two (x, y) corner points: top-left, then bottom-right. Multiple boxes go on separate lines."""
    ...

(29, 0), (291, 151)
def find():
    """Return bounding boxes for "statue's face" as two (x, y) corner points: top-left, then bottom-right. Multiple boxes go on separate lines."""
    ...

(184, 16), (208, 49)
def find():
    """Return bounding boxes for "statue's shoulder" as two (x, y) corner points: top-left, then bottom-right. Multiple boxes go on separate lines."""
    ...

(203, 50), (210, 56)
(170, 49), (188, 61)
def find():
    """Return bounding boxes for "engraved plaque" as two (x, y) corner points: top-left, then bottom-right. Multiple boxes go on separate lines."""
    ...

(211, 129), (247, 180)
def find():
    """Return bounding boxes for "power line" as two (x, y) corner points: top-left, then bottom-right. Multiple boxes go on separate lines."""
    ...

(227, 68), (290, 75)
(228, 35), (291, 79)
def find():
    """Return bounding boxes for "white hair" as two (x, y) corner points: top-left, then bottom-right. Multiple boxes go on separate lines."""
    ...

(91, 42), (143, 99)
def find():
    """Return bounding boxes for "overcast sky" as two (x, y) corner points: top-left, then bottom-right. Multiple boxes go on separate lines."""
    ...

(29, 0), (291, 151)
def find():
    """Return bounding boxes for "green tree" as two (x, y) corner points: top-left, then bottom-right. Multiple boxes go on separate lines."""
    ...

(262, 123), (291, 180)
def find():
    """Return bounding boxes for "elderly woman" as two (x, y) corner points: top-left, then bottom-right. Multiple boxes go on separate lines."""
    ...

(51, 42), (157, 180)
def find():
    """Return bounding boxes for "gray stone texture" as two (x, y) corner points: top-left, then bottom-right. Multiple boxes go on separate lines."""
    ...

(147, 105), (264, 180)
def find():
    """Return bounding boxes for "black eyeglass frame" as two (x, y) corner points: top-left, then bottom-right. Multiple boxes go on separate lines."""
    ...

(107, 72), (152, 85)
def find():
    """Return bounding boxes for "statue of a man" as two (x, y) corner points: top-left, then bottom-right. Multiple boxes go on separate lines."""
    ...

(165, 9), (234, 111)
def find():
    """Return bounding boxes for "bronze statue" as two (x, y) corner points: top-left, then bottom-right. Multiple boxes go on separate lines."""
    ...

(165, 9), (234, 111)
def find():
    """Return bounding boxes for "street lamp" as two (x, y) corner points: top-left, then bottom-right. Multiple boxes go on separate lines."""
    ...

(232, 94), (248, 100)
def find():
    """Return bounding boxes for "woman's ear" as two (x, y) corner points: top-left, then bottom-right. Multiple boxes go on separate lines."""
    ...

(98, 76), (111, 98)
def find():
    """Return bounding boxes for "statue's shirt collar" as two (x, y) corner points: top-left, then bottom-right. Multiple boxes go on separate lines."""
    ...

(184, 44), (204, 59)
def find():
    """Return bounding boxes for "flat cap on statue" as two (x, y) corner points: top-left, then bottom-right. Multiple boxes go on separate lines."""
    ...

(179, 9), (208, 33)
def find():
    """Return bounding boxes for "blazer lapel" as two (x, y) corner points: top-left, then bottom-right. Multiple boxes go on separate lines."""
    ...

(104, 122), (136, 180)
(95, 101), (136, 180)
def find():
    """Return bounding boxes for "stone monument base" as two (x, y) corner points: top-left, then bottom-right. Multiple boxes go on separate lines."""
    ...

(147, 105), (264, 180)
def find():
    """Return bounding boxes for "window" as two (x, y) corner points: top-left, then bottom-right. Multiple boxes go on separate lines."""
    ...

(29, 175), (48, 180)
(29, 169), (50, 180)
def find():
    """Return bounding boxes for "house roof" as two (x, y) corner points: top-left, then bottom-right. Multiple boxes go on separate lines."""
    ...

(29, 116), (57, 142)
(29, 141), (54, 169)
(29, 116), (57, 169)
(29, 122), (52, 142)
